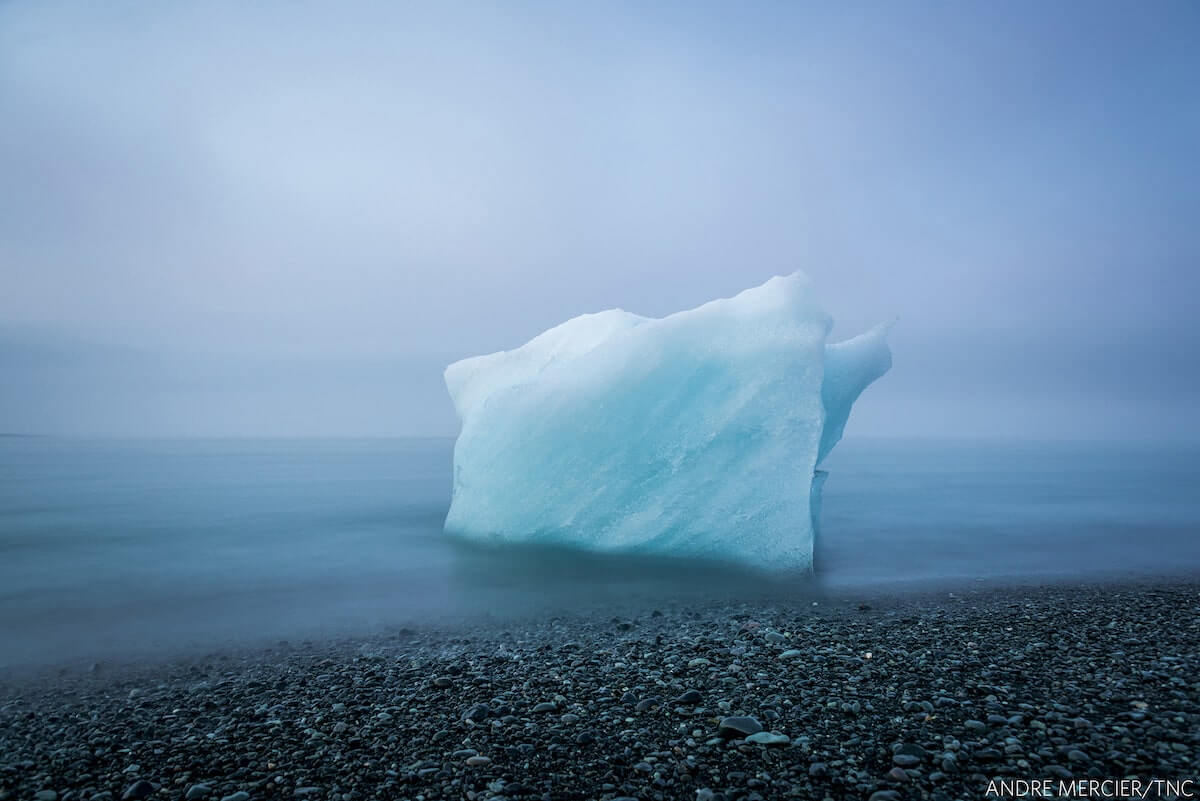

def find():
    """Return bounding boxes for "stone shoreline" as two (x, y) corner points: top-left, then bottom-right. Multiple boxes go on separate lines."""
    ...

(2, 578), (1198, 801)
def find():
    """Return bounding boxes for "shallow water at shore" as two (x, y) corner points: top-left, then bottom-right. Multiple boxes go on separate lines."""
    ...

(2, 436), (1198, 666)
(3, 580), (1197, 800)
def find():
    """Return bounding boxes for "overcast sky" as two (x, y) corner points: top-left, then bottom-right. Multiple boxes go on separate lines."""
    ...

(2, 0), (1197, 439)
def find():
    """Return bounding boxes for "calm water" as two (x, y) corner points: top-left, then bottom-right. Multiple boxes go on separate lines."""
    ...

(2, 437), (1198, 667)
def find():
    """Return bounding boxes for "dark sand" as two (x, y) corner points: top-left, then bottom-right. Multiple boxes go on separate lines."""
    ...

(2, 578), (1198, 801)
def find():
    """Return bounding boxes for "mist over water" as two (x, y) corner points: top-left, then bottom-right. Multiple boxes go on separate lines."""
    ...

(3, 2), (1199, 442)
(2, 436), (1198, 668)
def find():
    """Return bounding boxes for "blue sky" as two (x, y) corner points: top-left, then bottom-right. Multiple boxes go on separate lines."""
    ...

(2, 0), (1198, 438)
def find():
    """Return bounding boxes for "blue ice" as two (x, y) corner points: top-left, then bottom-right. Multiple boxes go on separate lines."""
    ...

(443, 272), (891, 571)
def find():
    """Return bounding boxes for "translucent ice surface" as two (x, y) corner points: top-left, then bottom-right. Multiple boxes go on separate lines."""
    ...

(443, 273), (890, 571)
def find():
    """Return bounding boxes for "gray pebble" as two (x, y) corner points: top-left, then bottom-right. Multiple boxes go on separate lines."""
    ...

(718, 716), (763, 738)
(121, 781), (155, 801)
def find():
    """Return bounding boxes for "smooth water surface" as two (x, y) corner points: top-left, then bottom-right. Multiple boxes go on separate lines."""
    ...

(2, 437), (1198, 666)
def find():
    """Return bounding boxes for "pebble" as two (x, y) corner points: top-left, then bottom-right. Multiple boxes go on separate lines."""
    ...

(744, 731), (790, 746)
(185, 785), (212, 800)
(121, 781), (155, 800)
(635, 697), (662, 712)
(463, 702), (490, 722)
(718, 716), (763, 738)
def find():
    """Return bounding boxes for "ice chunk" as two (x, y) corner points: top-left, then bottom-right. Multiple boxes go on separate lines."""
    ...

(443, 272), (890, 571)
(819, 321), (894, 464)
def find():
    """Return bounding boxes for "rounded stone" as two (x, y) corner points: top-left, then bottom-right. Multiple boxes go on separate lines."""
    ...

(718, 716), (763, 738)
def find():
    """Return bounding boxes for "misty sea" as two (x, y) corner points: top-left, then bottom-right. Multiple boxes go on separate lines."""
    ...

(2, 436), (1198, 667)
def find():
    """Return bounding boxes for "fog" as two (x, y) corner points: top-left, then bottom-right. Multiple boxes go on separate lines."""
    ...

(2, 1), (1198, 439)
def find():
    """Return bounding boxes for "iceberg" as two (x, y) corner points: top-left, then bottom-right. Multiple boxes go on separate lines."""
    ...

(443, 272), (891, 571)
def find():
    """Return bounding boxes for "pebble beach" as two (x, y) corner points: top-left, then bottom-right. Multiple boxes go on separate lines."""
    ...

(2, 578), (1198, 801)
